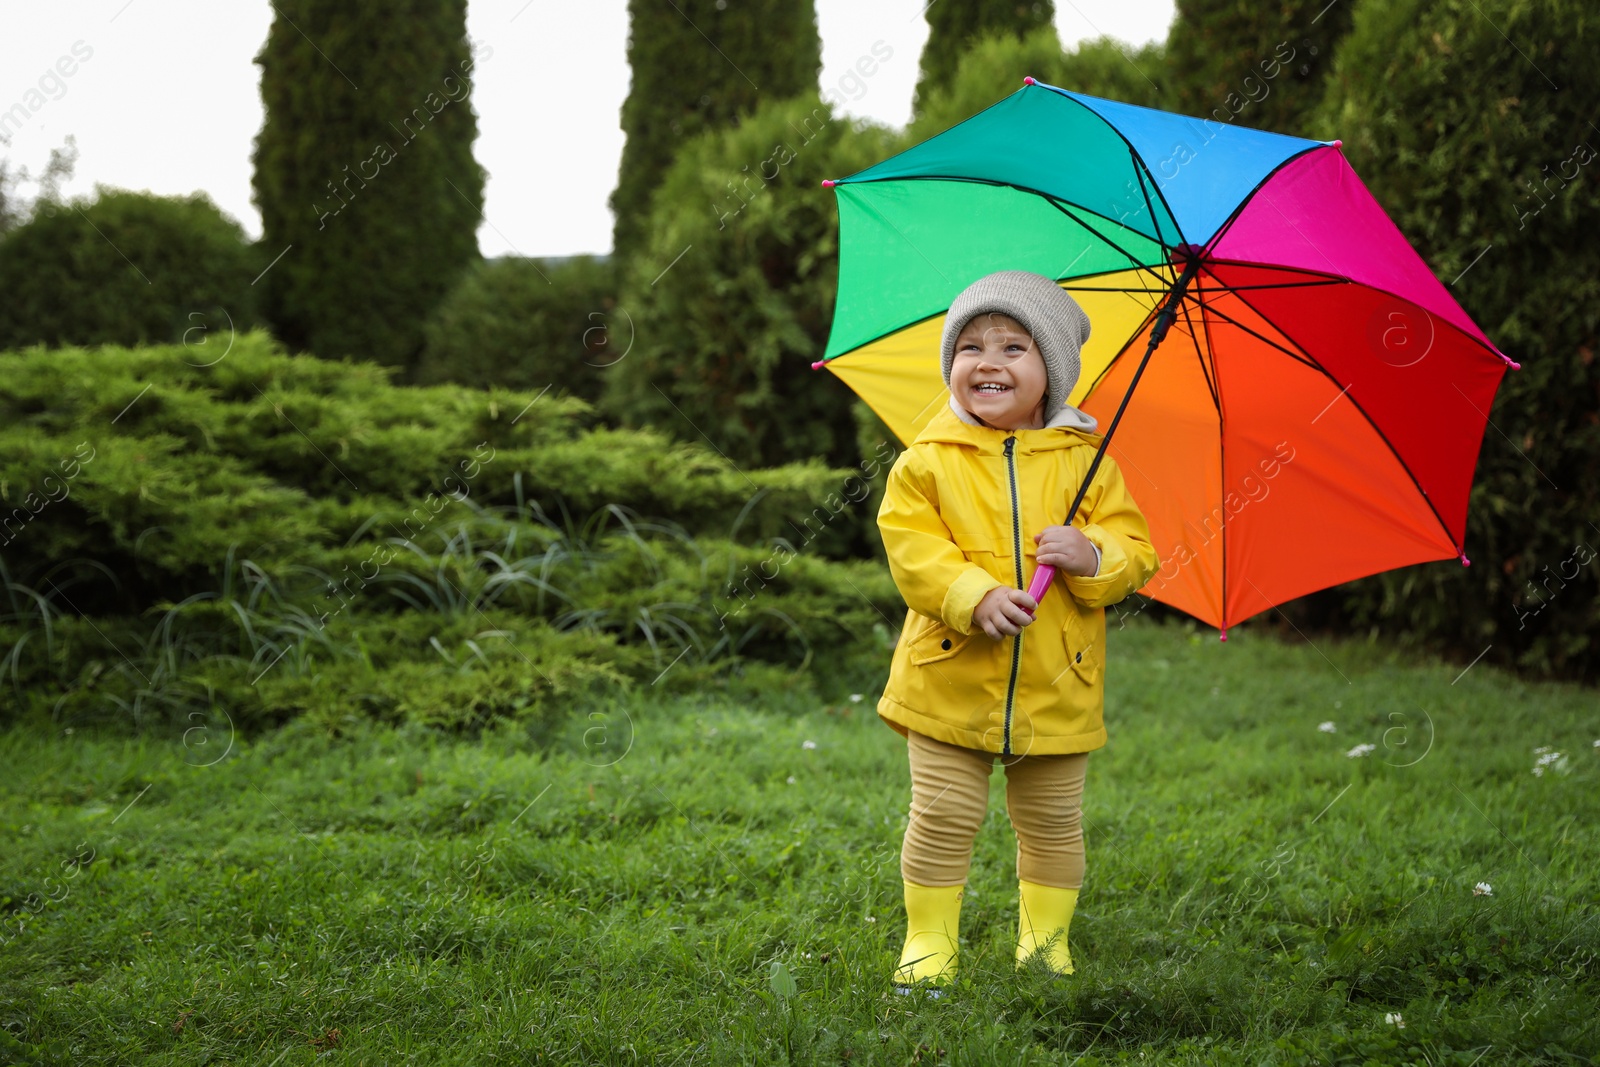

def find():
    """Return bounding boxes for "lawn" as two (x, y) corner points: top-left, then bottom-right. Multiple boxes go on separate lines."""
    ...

(1, 616), (1597, 1065)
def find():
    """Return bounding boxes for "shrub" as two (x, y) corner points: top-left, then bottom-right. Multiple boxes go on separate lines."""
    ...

(413, 255), (617, 399)
(908, 26), (1169, 144)
(0, 333), (903, 731)
(598, 92), (900, 479)
(0, 186), (261, 351)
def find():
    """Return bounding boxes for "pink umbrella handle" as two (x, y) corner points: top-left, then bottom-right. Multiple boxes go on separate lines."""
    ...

(1022, 564), (1055, 615)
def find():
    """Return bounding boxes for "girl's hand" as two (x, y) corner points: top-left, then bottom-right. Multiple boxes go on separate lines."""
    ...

(1034, 525), (1097, 576)
(972, 586), (1037, 639)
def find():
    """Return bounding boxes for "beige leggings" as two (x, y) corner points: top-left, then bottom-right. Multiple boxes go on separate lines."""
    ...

(900, 728), (1089, 889)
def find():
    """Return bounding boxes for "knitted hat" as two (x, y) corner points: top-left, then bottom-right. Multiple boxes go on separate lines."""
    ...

(940, 271), (1093, 417)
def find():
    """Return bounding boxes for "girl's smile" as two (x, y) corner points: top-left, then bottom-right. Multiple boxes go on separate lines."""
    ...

(949, 312), (1049, 430)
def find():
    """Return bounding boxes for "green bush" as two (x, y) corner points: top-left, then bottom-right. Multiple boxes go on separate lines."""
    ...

(1295, 0), (1600, 681)
(0, 333), (903, 731)
(907, 26), (1169, 145)
(413, 255), (617, 399)
(599, 92), (899, 478)
(0, 186), (261, 351)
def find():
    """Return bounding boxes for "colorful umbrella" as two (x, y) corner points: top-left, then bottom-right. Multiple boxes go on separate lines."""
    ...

(814, 77), (1517, 639)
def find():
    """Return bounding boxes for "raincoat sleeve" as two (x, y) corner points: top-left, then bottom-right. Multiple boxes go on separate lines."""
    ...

(1063, 454), (1158, 610)
(877, 449), (1004, 636)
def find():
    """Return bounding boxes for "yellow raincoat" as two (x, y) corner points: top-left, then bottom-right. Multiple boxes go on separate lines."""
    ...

(876, 399), (1159, 756)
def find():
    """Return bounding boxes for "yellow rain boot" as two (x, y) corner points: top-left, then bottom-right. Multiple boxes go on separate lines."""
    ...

(894, 880), (964, 991)
(1016, 880), (1079, 975)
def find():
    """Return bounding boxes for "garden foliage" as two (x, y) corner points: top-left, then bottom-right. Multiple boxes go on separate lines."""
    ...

(911, 0), (1057, 121)
(610, 0), (822, 260)
(1163, 0), (1355, 136)
(250, 0), (486, 372)
(907, 26), (1167, 144)
(413, 254), (617, 400)
(0, 187), (261, 352)
(598, 93), (901, 477)
(0, 334), (901, 732)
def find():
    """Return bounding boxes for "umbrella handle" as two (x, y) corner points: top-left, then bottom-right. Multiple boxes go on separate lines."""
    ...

(1022, 564), (1055, 615)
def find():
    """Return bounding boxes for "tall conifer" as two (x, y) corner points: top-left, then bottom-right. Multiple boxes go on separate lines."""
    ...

(610, 0), (821, 261)
(252, 0), (486, 372)
(912, 0), (1055, 120)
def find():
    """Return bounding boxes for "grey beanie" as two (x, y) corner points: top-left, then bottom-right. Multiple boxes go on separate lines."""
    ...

(940, 271), (1092, 416)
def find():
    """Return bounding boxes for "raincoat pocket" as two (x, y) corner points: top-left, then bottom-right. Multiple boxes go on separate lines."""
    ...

(907, 612), (976, 665)
(1061, 611), (1103, 686)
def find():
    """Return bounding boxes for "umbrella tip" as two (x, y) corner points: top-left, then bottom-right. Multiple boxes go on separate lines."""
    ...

(1501, 354), (1522, 369)
(811, 359), (827, 370)
(1459, 552), (1471, 567)
(1330, 139), (1343, 148)
(1219, 628), (1228, 642)
(821, 179), (836, 188)
(1023, 75), (1037, 86)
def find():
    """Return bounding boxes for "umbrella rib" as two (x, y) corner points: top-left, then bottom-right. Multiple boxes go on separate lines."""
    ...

(1075, 304), (1165, 402)
(1199, 143), (1331, 257)
(1185, 290), (1326, 375)
(821, 265), (1172, 365)
(841, 173), (1171, 272)
(1176, 285), (1221, 415)
(1031, 81), (1194, 250)
(1040, 195), (1174, 289)
(1131, 146), (1177, 256)
(1175, 278), (1343, 291)
(1222, 284), (1465, 554)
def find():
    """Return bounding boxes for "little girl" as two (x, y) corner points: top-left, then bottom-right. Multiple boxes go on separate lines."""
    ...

(874, 270), (1158, 991)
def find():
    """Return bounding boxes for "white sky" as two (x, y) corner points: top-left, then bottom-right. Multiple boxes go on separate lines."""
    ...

(1, 1), (1174, 257)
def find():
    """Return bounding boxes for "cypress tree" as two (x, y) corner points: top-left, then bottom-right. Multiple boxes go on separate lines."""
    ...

(1164, 0), (1354, 135)
(911, 0), (1055, 120)
(251, 0), (487, 372)
(610, 0), (821, 261)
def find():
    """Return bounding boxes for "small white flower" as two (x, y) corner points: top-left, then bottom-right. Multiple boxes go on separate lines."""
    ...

(865, 916), (876, 923)
(1593, 739), (1600, 748)
(1473, 882), (1493, 896)
(1534, 745), (1553, 754)
(849, 693), (864, 703)
(1532, 751), (1569, 776)
(802, 739), (818, 750)
(1346, 743), (1376, 758)
(1318, 721), (1337, 733)
(1385, 1012), (1405, 1029)
(786, 775), (797, 785)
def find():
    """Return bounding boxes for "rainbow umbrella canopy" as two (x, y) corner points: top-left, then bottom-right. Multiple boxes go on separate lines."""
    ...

(815, 77), (1517, 638)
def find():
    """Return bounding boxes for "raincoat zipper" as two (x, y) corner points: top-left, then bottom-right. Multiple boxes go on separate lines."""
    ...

(1002, 435), (1024, 755)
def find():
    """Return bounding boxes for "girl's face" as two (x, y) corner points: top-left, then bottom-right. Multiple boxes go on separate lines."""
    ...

(950, 312), (1049, 431)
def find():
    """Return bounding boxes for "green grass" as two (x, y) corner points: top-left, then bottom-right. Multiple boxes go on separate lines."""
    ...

(1, 616), (1597, 1065)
